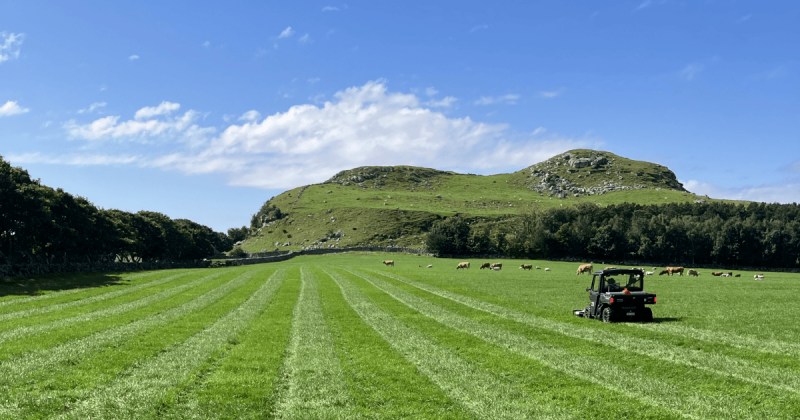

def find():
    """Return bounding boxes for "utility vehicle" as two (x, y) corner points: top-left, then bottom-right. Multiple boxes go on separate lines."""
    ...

(573, 269), (656, 322)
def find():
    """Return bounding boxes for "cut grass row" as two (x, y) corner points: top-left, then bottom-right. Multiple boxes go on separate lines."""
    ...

(1, 253), (798, 419)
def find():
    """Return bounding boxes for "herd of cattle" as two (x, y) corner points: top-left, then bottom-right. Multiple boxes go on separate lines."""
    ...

(382, 260), (766, 279)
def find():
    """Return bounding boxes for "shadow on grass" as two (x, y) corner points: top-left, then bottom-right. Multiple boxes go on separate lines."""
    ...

(0, 272), (129, 297)
(651, 317), (681, 323)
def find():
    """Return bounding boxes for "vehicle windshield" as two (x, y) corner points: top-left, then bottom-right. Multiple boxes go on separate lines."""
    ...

(603, 274), (643, 292)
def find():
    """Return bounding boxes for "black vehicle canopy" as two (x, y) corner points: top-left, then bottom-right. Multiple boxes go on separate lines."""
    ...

(592, 269), (645, 292)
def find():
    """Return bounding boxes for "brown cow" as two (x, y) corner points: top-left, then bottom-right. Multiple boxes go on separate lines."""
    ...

(666, 266), (684, 276)
(658, 270), (670, 276)
(687, 269), (700, 277)
(383, 260), (394, 267)
(576, 263), (593, 275)
(456, 262), (470, 269)
(734, 274), (741, 277)
(520, 264), (533, 270)
(604, 266), (617, 270)
(491, 263), (502, 269)
(711, 271), (723, 276)
(479, 262), (491, 269)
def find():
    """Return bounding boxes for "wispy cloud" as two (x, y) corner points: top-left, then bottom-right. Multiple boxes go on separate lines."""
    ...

(0, 100), (29, 116)
(425, 96), (457, 107)
(470, 24), (489, 33)
(78, 102), (107, 114)
(425, 87), (439, 96)
(128, 54), (140, 61)
(474, 94), (520, 105)
(679, 63), (704, 81)
(755, 65), (789, 80)
(684, 179), (800, 204)
(298, 33), (311, 44)
(636, 0), (651, 10)
(279, 26), (295, 39)
(322, 6), (339, 11)
(0, 32), (24, 63)
(134, 101), (180, 120)
(308, 77), (321, 84)
(202, 41), (210, 48)
(532, 127), (547, 135)
(736, 14), (752, 23)
(539, 91), (560, 98)
(238, 110), (261, 122)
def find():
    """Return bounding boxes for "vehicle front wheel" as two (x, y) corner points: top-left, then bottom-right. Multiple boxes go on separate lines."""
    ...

(584, 305), (592, 319)
(601, 306), (615, 323)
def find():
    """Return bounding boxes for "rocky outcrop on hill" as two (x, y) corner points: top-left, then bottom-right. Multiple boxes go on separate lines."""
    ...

(513, 150), (686, 198)
(326, 166), (453, 190)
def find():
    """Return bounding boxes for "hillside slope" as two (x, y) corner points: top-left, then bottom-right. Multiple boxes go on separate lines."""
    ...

(236, 150), (714, 253)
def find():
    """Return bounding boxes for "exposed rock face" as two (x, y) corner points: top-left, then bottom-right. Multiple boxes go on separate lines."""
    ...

(514, 150), (686, 198)
(326, 166), (452, 189)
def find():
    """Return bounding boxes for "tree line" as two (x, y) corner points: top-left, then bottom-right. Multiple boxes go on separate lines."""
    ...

(428, 201), (800, 268)
(1, 157), (232, 266)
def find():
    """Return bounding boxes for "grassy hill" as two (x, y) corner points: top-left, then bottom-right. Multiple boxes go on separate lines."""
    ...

(236, 150), (721, 253)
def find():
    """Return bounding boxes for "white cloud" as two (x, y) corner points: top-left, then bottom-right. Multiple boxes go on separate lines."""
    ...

(425, 96), (457, 107)
(202, 41), (210, 47)
(308, 77), (321, 84)
(532, 126), (547, 135)
(474, 94), (520, 105)
(684, 179), (800, 204)
(129, 54), (140, 61)
(680, 63), (704, 80)
(470, 24), (489, 33)
(8, 152), (140, 166)
(299, 34), (311, 44)
(0, 100), (29, 116)
(425, 87), (439, 96)
(279, 27), (295, 38)
(636, 0), (651, 10)
(238, 110), (261, 122)
(540, 91), (560, 98)
(134, 101), (180, 120)
(0, 32), (24, 63)
(322, 6), (339, 11)
(78, 102), (107, 114)
(37, 81), (591, 190)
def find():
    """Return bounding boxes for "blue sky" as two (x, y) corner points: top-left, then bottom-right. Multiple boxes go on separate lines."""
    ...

(1, 1), (798, 232)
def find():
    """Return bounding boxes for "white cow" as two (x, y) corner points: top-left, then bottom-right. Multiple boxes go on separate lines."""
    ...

(427, 265), (433, 268)
(646, 271), (654, 276)
(545, 268), (551, 272)
(754, 274), (764, 280)
(721, 273), (730, 277)
(536, 266), (541, 270)
(492, 266), (501, 271)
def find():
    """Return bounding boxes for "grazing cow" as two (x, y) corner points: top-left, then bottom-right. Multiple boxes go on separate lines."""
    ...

(754, 274), (764, 280)
(646, 271), (654, 276)
(479, 262), (491, 270)
(605, 266), (617, 270)
(666, 266), (684, 276)
(383, 260), (394, 267)
(688, 269), (700, 277)
(456, 262), (470, 269)
(734, 274), (740, 277)
(576, 263), (593, 275)
(721, 273), (730, 277)
(545, 268), (551, 272)
(726, 272), (733, 277)
(658, 270), (670, 276)
(492, 266), (502, 271)
(427, 265), (433, 268)
(652, 267), (657, 271)
(536, 266), (541, 270)
(491, 263), (502, 269)
(712, 272), (723, 276)
(520, 264), (533, 270)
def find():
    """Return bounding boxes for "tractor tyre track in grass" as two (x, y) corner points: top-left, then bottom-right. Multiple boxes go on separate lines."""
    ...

(313, 265), (475, 420)
(0, 269), (229, 346)
(272, 267), (354, 420)
(366, 269), (800, 393)
(323, 267), (575, 420)
(53, 267), (286, 420)
(0, 266), (275, 418)
(357, 268), (798, 419)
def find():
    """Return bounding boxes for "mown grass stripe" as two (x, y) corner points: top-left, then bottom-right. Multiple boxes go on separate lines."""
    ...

(0, 270), (170, 310)
(314, 266), (478, 420)
(53, 268), (286, 420)
(157, 273), (301, 420)
(322, 267), (574, 420)
(0, 270), (228, 346)
(366, 269), (800, 393)
(355, 268), (789, 420)
(628, 322), (800, 359)
(0, 267), (266, 395)
(0, 271), (193, 322)
(272, 267), (353, 420)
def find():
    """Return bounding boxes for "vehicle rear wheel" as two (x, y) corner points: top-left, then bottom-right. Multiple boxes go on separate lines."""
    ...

(584, 305), (592, 318)
(640, 307), (653, 322)
(601, 306), (615, 323)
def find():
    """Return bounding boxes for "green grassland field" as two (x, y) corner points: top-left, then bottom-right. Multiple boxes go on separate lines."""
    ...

(1, 253), (798, 419)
